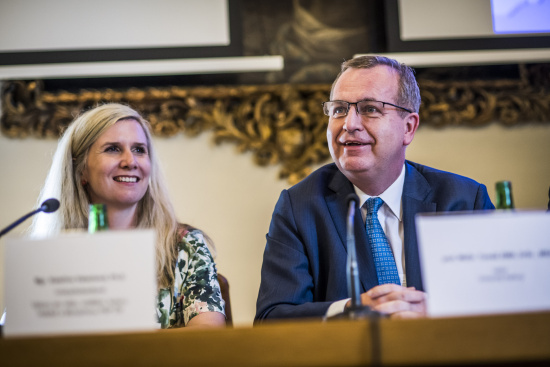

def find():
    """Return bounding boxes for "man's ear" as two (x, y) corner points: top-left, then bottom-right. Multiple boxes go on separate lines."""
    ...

(403, 113), (420, 146)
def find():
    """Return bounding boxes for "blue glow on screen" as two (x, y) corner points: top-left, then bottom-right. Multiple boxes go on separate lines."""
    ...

(492, 0), (550, 34)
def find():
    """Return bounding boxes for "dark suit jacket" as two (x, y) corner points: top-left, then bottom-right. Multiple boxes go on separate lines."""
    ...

(255, 161), (495, 322)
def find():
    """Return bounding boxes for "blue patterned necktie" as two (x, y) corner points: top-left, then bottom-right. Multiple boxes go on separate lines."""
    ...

(365, 197), (401, 285)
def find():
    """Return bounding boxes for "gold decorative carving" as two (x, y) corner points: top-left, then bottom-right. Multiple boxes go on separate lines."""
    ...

(418, 64), (550, 127)
(1, 63), (549, 182)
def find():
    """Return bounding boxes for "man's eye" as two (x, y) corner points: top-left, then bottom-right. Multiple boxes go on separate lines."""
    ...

(360, 104), (381, 115)
(333, 106), (347, 115)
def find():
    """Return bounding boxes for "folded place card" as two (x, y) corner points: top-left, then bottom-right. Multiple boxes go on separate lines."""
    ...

(4, 229), (157, 337)
(416, 210), (550, 318)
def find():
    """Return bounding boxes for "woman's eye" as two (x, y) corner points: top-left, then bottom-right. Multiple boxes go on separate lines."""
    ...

(133, 146), (148, 154)
(105, 146), (120, 152)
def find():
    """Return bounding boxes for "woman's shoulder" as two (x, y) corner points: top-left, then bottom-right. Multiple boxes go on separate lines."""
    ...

(176, 224), (209, 255)
(177, 223), (203, 239)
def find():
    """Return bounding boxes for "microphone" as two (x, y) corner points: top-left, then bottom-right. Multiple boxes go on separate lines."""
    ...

(0, 198), (60, 238)
(40, 198), (60, 213)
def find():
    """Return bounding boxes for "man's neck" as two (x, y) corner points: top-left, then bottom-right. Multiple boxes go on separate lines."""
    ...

(348, 162), (405, 196)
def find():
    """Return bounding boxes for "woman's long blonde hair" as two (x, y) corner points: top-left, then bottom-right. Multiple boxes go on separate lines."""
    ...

(29, 103), (180, 288)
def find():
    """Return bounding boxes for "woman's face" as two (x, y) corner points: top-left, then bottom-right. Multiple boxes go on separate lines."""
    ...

(82, 119), (151, 212)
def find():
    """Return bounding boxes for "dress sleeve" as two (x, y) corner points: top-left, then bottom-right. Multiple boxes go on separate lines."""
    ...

(178, 230), (225, 325)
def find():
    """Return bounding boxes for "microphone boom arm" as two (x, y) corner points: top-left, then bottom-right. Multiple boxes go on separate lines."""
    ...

(0, 198), (60, 238)
(0, 209), (42, 238)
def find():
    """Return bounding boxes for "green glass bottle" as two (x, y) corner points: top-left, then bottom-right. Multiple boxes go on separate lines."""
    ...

(495, 181), (515, 210)
(88, 204), (109, 233)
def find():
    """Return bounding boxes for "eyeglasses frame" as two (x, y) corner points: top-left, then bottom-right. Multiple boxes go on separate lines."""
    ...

(322, 99), (413, 117)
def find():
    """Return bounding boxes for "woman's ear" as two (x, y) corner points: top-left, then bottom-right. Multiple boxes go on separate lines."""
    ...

(80, 166), (88, 187)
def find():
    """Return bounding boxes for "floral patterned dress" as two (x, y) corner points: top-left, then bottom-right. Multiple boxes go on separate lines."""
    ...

(156, 229), (225, 328)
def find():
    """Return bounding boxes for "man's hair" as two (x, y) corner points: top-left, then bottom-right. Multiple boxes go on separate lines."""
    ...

(331, 55), (421, 114)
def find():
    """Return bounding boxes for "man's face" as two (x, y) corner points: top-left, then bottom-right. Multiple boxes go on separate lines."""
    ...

(327, 65), (418, 190)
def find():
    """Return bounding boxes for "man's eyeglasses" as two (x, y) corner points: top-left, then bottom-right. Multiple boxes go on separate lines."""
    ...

(322, 100), (412, 118)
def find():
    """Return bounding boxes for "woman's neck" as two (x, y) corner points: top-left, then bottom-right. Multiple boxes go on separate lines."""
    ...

(106, 205), (138, 230)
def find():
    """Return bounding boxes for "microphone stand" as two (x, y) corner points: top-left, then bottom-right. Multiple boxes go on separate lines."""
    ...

(329, 194), (381, 320)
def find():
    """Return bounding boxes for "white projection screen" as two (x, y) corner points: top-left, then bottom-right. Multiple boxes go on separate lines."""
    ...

(385, 0), (550, 52)
(0, 0), (242, 66)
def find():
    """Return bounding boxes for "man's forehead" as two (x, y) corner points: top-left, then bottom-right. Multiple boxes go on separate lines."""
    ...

(332, 66), (399, 100)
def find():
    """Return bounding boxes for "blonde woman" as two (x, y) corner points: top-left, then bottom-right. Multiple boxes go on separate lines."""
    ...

(30, 103), (225, 328)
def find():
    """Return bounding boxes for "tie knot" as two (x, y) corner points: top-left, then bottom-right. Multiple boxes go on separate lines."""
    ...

(365, 197), (384, 215)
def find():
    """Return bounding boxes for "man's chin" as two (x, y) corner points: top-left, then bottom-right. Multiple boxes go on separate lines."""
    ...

(337, 160), (372, 176)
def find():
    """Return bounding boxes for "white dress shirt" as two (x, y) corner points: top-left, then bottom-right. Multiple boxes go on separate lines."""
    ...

(325, 165), (406, 318)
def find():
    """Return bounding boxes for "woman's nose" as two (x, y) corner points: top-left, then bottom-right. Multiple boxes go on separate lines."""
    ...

(120, 150), (137, 169)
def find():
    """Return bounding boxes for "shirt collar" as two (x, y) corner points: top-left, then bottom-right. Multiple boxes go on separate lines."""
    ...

(353, 164), (405, 221)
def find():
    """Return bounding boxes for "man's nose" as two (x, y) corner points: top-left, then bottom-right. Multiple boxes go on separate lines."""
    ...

(343, 104), (363, 132)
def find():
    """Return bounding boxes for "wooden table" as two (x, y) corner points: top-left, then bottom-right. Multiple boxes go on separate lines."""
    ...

(2, 311), (550, 366)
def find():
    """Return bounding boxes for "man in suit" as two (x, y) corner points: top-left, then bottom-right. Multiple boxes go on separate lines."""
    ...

(255, 55), (495, 322)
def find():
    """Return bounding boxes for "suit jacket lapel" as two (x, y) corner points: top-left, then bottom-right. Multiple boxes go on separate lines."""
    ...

(326, 169), (379, 293)
(326, 170), (350, 254)
(402, 162), (436, 291)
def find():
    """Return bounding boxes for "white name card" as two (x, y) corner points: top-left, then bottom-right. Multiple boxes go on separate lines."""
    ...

(4, 230), (157, 337)
(416, 211), (550, 318)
